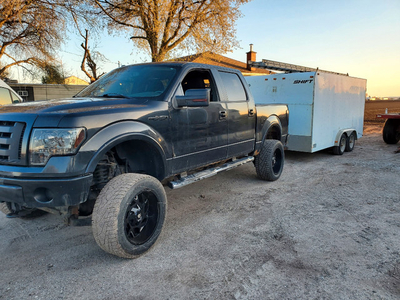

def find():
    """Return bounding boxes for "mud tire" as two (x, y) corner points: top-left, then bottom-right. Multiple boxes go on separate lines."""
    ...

(255, 139), (285, 181)
(92, 173), (167, 258)
(0, 202), (12, 215)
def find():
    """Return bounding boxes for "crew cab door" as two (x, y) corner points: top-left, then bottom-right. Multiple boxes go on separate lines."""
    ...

(169, 69), (228, 173)
(216, 71), (255, 157)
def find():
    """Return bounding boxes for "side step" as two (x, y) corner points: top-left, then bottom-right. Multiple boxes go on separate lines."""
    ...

(168, 156), (254, 189)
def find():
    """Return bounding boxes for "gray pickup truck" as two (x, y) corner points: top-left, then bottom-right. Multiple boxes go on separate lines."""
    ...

(0, 62), (288, 258)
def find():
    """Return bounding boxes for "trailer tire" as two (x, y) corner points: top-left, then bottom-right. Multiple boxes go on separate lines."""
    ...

(383, 119), (400, 144)
(333, 134), (346, 155)
(345, 132), (356, 152)
(92, 173), (167, 258)
(255, 139), (284, 181)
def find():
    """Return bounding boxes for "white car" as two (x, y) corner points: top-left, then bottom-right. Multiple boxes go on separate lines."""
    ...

(0, 79), (23, 105)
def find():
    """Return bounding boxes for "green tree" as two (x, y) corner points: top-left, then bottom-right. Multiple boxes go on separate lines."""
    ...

(41, 63), (65, 84)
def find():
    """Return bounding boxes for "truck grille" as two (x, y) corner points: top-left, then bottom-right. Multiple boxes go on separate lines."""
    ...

(0, 121), (26, 164)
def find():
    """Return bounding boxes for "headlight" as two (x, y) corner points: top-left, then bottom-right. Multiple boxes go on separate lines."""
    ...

(29, 128), (86, 165)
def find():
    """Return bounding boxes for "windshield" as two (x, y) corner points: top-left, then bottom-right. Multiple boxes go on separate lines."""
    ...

(76, 64), (180, 99)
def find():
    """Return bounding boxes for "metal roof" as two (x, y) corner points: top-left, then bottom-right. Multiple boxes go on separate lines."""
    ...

(250, 59), (348, 76)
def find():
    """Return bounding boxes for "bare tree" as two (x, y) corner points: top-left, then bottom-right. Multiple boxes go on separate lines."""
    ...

(92, 0), (251, 62)
(0, 0), (71, 77)
(80, 29), (105, 83)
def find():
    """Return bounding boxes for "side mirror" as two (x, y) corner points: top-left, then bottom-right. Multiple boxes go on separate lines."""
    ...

(175, 89), (210, 107)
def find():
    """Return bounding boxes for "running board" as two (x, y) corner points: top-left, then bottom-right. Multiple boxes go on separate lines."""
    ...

(168, 156), (254, 189)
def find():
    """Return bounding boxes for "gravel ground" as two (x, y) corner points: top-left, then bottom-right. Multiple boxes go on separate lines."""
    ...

(0, 124), (399, 300)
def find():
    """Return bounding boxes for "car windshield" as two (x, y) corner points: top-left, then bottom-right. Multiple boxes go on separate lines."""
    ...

(76, 64), (180, 99)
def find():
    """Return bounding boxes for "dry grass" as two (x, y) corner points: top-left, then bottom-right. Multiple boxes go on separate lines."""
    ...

(364, 100), (400, 123)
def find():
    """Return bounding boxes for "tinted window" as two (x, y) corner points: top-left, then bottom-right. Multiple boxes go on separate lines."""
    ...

(0, 87), (12, 105)
(219, 72), (247, 101)
(181, 70), (218, 102)
(77, 65), (180, 99)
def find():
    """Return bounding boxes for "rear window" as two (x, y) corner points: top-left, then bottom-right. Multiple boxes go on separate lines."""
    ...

(218, 72), (247, 101)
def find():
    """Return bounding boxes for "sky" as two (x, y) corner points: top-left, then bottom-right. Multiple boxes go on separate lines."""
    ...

(13, 0), (400, 97)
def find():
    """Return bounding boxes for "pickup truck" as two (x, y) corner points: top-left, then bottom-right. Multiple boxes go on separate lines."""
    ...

(0, 62), (288, 258)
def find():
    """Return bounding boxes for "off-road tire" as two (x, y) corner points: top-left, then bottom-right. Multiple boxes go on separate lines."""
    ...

(0, 202), (12, 215)
(383, 119), (400, 144)
(255, 139), (284, 181)
(333, 133), (346, 155)
(345, 132), (356, 152)
(92, 173), (167, 258)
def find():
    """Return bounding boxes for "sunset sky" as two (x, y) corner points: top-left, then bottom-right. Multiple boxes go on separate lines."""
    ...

(18, 0), (399, 97)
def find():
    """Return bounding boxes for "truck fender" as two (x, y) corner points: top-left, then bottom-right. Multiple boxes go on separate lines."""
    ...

(334, 129), (357, 146)
(81, 121), (168, 177)
(255, 115), (283, 154)
(261, 115), (282, 142)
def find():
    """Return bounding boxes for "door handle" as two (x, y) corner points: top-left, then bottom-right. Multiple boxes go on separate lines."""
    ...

(219, 111), (227, 119)
(248, 109), (255, 116)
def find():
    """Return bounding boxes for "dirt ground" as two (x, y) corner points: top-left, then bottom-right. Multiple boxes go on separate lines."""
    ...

(1, 103), (399, 300)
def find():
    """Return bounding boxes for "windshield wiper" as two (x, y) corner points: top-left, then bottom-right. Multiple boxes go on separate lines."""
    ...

(100, 93), (127, 98)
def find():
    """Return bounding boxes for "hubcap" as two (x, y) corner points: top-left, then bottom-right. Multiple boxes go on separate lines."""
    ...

(340, 136), (346, 152)
(124, 191), (158, 245)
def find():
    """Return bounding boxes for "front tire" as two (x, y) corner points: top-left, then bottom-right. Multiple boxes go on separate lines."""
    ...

(255, 139), (285, 181)
(92, 173), (167, 258)
(0, 202), (12, 215)
(383, 119), (400, 144)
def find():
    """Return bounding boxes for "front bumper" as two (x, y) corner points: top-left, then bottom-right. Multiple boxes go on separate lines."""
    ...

(0, 174), (93, 208)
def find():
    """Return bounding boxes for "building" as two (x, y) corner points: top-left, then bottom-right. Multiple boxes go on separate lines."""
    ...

(173, 47), (273, 76)
(64, 76), (90, 85)
(10, 83), (88, 102)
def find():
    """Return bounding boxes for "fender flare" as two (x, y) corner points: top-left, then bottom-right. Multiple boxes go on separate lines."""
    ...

(261, 115), (282, 142)
(334, 129), (357, 146)
(81, 121), (169, 176)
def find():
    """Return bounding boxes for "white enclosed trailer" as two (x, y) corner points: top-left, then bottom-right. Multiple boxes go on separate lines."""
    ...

(246, 71), (366, 154)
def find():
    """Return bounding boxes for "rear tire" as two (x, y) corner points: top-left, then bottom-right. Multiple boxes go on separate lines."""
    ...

(345, 132), (356, 152)
(92, 173), (167, 258)
(383, 119), (400, 144)
(333, 133), (346, 155)
(255, 139), (285, 181)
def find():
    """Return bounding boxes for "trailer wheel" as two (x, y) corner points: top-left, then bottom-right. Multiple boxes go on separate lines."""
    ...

(92, 173), (167, 258)
(333, 134), (346, 155)
(255, 139), (284, 181)
(345, 132), (356, 152)
(383, 119), (400, 144)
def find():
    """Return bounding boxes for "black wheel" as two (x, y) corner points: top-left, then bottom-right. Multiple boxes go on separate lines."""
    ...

(0, 202), (12, 215)
(345, 132), (356, 152)
(255, 139), (285, 181)
(333, 133), (346, 155)
(92, 173), (167, 258)
(383, 119), (400, 144)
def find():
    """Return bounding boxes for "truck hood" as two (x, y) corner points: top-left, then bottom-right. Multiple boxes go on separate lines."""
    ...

(0, 97), (148, 114)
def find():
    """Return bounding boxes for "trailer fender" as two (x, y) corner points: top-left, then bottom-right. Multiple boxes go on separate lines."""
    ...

(334, 129), (357, 146)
